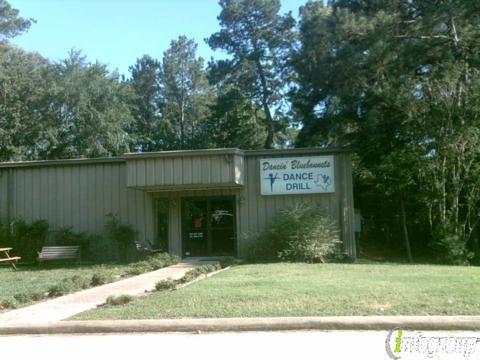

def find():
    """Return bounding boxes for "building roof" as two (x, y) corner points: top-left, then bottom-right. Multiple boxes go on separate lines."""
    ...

(0, 147), (350, 169)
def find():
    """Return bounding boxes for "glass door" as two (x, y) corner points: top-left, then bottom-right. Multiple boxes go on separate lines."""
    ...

(182, 197), (236, 257)
(210, 198), (235, 256)
(183, 199), (208, 257)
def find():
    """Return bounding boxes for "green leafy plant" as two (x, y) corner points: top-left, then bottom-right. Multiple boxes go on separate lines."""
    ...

(90, 266), (115, 286)
(48, 227), (86, 246)
(178, 263), (220, 284)
(104, 214), (138, 263)
(0, 218), (50, 262)
(126, 253), (179, 275)
(105, 294), (134, 306)
(47, 275), (90, 297)
(434, 224), (474, 265)
(245, 202), (341, 263)
(155, 279), (177, 291)
(146, 252), (180, 269)
(0, 298), (17, 310)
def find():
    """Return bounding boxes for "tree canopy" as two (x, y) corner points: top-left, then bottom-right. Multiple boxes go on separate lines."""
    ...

(0, 0), (32, 39)
(207, 0), (296, 148)
(292, 0), (480, 264)
(1, 0), (480, 263)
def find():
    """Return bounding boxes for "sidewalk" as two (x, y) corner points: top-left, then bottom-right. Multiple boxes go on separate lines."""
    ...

(0, 261), (200, 325)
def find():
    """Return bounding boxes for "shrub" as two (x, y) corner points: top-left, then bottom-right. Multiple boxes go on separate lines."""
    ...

(90, 267), (114, 286)
(245, 202), (341, 263)
(178, 263), (219, 284)
(13, 293), (31, 304)
(0, 218), (50, 262)
(155, 279), (177, 291)
(30, 292), (46, 301)
(104, 214), (137, 263)
(126, 260), (152, 275)
(126, 253), (179, 275)
(147, 253), (180, 269)
(435, 229), (474, 265)
(0, 298), (17, 310)
(48, 227), (87, 246)
(47, 282), (74, 297)
(11, 291), (46, 305)
(219, 258), (236, 268)
(86, 233), (117, 263)
(70, 274), (91, 289)
(242, 232), (277, 262)
(105, 294), (134, 306)
(329, 252), (356, 263)
(47, 275), (90, 297)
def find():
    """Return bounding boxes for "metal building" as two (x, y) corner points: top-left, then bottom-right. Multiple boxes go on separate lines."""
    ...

(0, 148), (355, 258)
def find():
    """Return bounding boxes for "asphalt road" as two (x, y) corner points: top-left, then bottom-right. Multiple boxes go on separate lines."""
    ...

(1, 330), (479, 360)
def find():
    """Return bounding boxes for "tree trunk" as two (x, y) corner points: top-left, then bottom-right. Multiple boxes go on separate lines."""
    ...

(255, 59), (274, 149)
(180, 98), (185, 149)
(400, 197), (413, 263)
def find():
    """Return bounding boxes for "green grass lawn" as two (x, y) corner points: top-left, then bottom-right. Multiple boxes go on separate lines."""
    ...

(0, 264), (132, 310)
(73, 263), (480, 320)
(0, 253), (178, 310)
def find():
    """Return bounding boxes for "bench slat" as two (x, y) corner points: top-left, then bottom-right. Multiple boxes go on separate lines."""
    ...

(0, 257), (21, 262)
(38, 246), (81, 262)
(39, 246), (80, 248)
(39, 252), (79, 255)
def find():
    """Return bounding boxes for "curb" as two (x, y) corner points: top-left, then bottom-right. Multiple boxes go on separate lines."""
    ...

(1, 316), (480, 335)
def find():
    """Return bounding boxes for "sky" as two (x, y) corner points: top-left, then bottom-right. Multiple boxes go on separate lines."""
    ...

(9, 0), (307, 77)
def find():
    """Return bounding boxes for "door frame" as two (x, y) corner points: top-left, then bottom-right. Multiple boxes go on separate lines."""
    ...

(181, 195), (237, 258)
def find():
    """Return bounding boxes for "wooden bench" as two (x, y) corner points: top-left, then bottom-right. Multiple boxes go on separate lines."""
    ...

(38, 246), (81, 263)
(0, 248), (21, 270)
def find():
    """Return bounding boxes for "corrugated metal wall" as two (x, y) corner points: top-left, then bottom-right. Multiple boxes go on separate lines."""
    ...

(0, 162), (154, 246)
(237, 152), (355, 257)
(150, 151), (355, 258)
(0, 149), (355, 258)
(126, 153), (244, 188)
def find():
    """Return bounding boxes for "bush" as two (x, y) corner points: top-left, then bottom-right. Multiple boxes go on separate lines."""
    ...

(147, 253), (180, 269)
(178, 263), (220, 284)
(104, 214), (137, 263)
(47, 282), (74, 297)
(86, 233), (117, 263)
(242, 232), (277, 262)
(9, 291), (46, 306)
(155, 279), (177, 291)
(105, 294), (134, 306)
(435, 228), (474, 265)
(245, 202), (341, 263)
(0, 298), (17, 310)
(13, 293), (31, 304)
(126, 253), (179, 275)
(91, 267), (115, 286)
(126, 260), (152, 275)
(48, 227), (86, 246)
(47, 275), (90, 297)
(0, 218), (50, 262)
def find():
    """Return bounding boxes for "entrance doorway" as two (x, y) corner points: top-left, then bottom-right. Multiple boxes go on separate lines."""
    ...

(182, 197), (236, 257)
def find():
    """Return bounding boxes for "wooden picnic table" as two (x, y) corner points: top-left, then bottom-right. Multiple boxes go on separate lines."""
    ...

(0, 247), (21, 270)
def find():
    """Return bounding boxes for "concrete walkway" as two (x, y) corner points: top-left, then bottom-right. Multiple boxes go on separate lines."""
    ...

(0, 261), (200, 325)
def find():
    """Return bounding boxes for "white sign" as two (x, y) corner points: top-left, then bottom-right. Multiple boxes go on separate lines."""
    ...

(260, 156), (335, 195)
